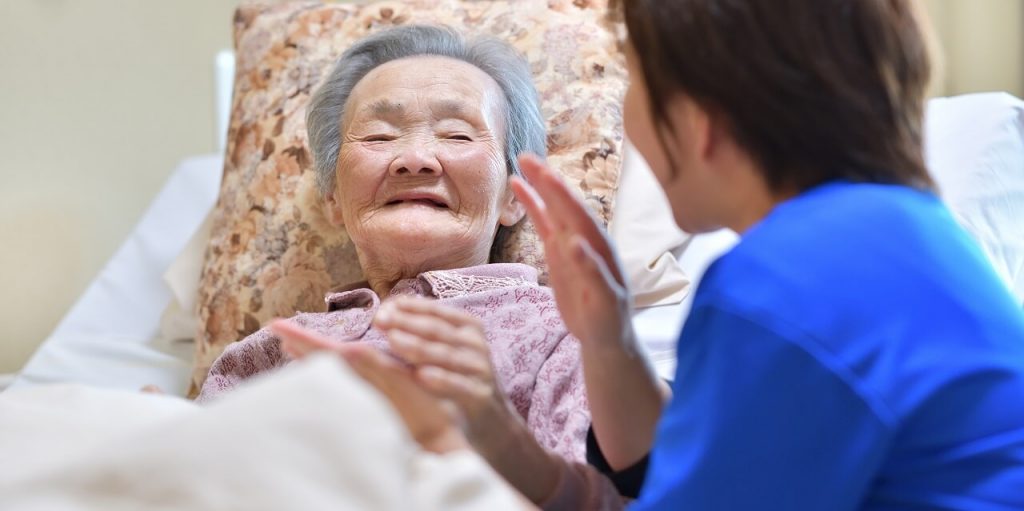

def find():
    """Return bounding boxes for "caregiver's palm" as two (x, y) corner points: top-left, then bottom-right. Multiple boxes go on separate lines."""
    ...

(512, 154), (635, 350)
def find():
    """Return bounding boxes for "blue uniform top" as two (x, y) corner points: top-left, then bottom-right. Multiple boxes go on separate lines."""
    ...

(632, 182), (1024, 511)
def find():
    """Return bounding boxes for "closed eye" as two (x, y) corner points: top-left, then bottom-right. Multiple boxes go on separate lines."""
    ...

(446, 134), (472, 141)
(363, 135), (395, 142)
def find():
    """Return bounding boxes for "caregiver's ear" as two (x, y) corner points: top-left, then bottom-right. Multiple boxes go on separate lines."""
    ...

(499, 186), (526, 226)
(324, 190), (346, 227)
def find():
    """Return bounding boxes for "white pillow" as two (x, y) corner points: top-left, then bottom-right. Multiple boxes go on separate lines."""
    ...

(925, 92), (1024, 305)
(611, 141), (691, 308)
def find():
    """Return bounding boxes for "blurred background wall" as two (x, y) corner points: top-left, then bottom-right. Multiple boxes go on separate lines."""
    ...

(0, 0), (1022, 374)
(0, 1), (238, 373)
(925, 0), (1024, 98)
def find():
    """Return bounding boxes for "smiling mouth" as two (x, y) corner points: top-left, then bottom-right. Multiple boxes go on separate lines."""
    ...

(385, 198), (449, 209)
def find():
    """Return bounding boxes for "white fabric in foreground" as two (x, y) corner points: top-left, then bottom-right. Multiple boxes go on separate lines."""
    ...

(0, 356), (523, 511)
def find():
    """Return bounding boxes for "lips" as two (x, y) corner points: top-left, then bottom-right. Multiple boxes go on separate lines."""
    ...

(385, 192), (450, 209)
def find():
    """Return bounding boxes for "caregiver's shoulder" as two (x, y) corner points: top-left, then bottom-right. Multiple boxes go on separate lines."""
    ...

(707, 180), (1021, 317)
(697, 179), (1024, 391)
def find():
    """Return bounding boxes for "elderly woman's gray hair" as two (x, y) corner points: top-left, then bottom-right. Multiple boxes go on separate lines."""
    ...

(307, 24), (548, 197)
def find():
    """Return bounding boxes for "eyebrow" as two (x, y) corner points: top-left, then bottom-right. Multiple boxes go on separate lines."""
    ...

(363, 98), (471, 121)
(431, 99), (467, 119)
(368, 99), (406, 118)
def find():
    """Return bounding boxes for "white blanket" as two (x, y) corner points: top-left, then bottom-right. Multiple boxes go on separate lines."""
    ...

(0, 357), (522, 511)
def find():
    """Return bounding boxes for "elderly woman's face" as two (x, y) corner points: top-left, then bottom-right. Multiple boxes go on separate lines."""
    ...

(326, 56), (522, 272)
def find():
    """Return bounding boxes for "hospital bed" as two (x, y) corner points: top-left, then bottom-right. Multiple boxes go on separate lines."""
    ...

(4, 83), (1023, 396)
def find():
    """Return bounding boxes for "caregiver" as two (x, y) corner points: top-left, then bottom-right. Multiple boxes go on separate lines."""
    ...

(281, 0), (1024, 509)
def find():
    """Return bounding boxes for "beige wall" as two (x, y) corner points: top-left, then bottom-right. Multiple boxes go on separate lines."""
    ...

(0, 0), (1021, 374)
(924, 0), (1024, 97)
(0, 1), (240, 373)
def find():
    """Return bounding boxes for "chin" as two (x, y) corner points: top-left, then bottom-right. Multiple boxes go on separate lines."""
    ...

(382, 225), (477, 257)
(673, 210), (721, 235)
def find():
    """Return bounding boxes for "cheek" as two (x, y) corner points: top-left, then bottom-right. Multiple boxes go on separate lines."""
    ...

(624, 83), (674, 190)
(336, 147), (387, 213)
(441, 143), (507, 208)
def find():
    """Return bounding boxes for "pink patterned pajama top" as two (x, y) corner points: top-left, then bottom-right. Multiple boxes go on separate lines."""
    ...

(196, 263), (590, 462)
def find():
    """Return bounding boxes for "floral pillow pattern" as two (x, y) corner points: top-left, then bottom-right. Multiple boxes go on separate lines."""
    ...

(192, 0), (627, 395)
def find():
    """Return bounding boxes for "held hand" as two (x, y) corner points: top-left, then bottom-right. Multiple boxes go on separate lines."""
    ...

(374, 296), (517, 442)
(271, 319), (470, 455)
(511, 154), (638, 353)
(375, 297), (565, 506)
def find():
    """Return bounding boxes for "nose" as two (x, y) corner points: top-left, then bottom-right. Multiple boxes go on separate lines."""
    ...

(388, 144), (442, 177)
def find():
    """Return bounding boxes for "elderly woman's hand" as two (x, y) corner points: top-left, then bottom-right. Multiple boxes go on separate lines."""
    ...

(512, 153), (668, 471)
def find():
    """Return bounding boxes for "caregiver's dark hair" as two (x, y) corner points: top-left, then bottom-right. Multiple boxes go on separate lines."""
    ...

(612, 0), (935, 192)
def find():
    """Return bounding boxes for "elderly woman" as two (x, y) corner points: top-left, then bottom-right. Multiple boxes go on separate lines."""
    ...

(282, 1), (1024, 510)
(196, 25), (593, 479)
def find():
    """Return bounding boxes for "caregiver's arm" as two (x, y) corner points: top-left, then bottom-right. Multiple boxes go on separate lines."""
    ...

(512, 154), (669, 471)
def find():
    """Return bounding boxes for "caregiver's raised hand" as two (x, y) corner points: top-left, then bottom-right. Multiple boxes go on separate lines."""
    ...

(512, 153), (667, 471)
(511, 154), (635, 353)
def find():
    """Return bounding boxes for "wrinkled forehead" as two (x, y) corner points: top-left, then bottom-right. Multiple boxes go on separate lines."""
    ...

(341, 55), (507, 132)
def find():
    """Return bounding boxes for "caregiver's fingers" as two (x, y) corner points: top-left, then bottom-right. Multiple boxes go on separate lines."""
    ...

(518, 154), (594, 233)
(386, 296), (481, 330)
(415, 365), (494, 409)
(573, 235), (626, 298)
(388, 329), (492, 378)
(376, 301), (488, 352)
(341, 342), (410, 386)
(516, 154), (625, 284)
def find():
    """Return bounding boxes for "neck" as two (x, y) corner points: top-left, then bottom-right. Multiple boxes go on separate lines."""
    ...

(357, 247), (490, 297)
(715, 156), (797, 234)
(725, 185), (794, 234)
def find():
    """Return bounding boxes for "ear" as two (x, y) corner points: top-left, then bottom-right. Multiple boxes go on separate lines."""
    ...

(498, 186), (526, 227)
(683, 98), (714, 162)
(324, 190), (346, 227)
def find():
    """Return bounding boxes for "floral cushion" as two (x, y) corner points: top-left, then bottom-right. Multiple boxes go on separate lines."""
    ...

(191, 0), (626, 396)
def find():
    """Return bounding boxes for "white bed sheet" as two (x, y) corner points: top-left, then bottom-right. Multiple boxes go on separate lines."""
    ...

(10, 155), (223, 395)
